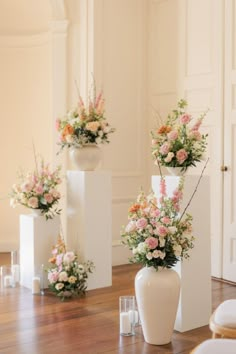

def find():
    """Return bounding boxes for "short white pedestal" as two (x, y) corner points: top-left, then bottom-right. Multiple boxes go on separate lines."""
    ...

(20, 214), (60, 290)
(152, 175), (212, 332)
(67, 171), (112, 290)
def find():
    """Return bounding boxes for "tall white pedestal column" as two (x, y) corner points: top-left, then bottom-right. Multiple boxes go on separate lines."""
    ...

(20, 214), (60, 290)
(67, 171), (112, 290)
(152, 175), (212, 332)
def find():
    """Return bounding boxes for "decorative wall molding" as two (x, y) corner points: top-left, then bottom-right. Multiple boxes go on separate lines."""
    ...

(50, 0), (67, 21)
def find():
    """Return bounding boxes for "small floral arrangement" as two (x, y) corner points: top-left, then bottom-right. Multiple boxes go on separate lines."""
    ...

(121, 177), (194, 270)
(56, 89), (115, 152)
(151, 99), (208, 171)
(10, 157), (61, 219)
(47, 237), (94, 301)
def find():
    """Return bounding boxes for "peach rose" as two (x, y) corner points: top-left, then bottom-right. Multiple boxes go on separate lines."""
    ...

(86, 121), (100, 132)
(62, 124), (74, 141)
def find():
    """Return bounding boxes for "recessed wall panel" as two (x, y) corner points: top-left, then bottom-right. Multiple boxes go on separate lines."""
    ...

(186, 0), (213, 76)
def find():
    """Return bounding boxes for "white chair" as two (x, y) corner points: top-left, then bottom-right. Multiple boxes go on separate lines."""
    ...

(190, 339), (236, 354)
(209, 299), (236, 338)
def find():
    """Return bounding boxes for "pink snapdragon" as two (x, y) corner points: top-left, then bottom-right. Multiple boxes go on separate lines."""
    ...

(191, 118), (202, 131)
(160, 178), (167, 197)
(180, 114), (191, 125)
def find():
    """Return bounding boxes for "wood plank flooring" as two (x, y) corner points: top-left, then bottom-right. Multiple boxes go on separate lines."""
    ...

(0, 264), (235, 354)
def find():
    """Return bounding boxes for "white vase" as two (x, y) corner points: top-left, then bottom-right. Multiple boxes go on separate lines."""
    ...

(166, 167), (186, 176)
(135, 266), (180, 345)
(69, 144), (102, 171)
(31, 209), (43, 217)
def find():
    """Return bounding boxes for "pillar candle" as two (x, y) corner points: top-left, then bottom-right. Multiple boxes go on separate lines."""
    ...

(120, 312), (131, 334)
(32, 276), (41, 294)
(4, 275), (13, 288)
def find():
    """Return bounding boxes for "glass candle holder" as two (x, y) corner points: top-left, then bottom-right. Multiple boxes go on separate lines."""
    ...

(119, 296), (136, 336)
(1, 265), (16, 288)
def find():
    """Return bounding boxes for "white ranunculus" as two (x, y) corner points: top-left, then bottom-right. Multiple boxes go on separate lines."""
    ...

(137, 242), (148, 254)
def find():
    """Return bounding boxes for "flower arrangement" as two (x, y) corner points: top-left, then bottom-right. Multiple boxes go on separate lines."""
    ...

(56, 89), (115, 152)
(47, 237), (94, 301)
(10, 157), (61, 220)
(151, 99), (208, 171)
(121, 177), (194, 270)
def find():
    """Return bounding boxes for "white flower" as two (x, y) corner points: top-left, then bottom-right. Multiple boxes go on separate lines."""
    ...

(125, 221), (137, 233)
(65, 135), (74, 143)
(173, 244), (182, 257)
(95, 137), (102, 144)
(63, 251), (76, 265)
(10, 198), (17, 208)
(146, 252), (153, 260)
(58, 271), (68, 282)
(55, 283), (64, 290)
(168, 226), (177, 234)
(137, 242), (148, 254)
(159, 238), (166, 247)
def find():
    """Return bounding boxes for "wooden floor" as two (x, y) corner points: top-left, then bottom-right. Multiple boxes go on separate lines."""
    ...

(0, 264), (236, 354)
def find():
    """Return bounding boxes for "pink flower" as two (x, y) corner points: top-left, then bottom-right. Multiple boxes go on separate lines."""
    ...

(180, 114), (191, 124)
(189, 130), (201, 140)
(151, 139), (158, 145)
(21, 182), (34, 193)
(145, 237), (158, 249)
(160, 178), (167, 197)
(167, 130), (178, 141)
(191, 118), (202, 131)
(136, 218), (148, 229)
(150, 209), (160, 218)
(159, 142), (170, 155)
(44, 193), (53, 204)
(28, 197), (38, 208)
(35, 184), (43, 194)
(161, 216), (171, 224)
(48, 270), (59, 284)
(176, 149), (188, 164)
(56, 254), (63, 266)
(55, 119), (60, 131)
(156, 225), (168, 237)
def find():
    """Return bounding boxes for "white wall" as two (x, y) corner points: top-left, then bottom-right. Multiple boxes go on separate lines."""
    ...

(0, 5), (53, 250)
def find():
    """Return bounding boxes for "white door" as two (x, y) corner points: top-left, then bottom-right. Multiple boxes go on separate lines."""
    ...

(222, 0), (236, 282)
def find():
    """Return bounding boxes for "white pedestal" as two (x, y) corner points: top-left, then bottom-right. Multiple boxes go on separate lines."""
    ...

(67, 171), (112, 290)
(152, 175), (212, 332)
(20, 214), (60, 290)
